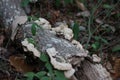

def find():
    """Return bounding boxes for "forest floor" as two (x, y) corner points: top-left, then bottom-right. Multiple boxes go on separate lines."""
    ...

(0, 0), (120, 80)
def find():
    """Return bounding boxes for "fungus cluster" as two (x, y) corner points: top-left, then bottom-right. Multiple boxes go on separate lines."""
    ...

(34, 18), (51, 30)
(46, 47), (75, 78)
(21, 38), (40, 57)
(21, 17), (86, 79)
(34, 18), (74, 40)
(52, 23), (73, 40)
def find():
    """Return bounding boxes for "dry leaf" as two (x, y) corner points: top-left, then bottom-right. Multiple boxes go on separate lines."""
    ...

(76, 10), (90, 17)
(9, 55), (35, 73)
(75, 0), (87, 11)
(95, 18), (103, 24)
(113, 58), (120, 79)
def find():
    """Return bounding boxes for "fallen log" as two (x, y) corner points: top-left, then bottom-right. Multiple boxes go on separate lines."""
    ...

(0, 0), (112, 80)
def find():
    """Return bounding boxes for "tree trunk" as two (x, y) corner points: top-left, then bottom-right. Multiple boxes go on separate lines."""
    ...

(0, 0), (112, 80)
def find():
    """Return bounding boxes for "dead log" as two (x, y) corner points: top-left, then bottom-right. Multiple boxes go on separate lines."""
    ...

(75, 59), (112, 80)
(0, 0), (112, 80)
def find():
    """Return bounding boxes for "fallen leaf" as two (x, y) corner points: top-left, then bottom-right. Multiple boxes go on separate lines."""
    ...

(113, 58), (120, 79)
(95, 18), (103, 24)
(76, 11), (90, 17)
(75, 0), (87, 11)
(9, 55), (35, 73)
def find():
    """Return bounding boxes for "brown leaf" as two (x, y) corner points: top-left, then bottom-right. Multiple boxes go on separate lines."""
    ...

(76, 10), (90, 17)
(75, 0), (87, 11)
(113, 58), (120, 79)
(9, 55), (35, 73)
(48, 10), (60, 24)
(95, 18), (103, 24)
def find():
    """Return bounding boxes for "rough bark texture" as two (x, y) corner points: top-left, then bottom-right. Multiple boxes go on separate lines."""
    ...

(23, 25), (88, 59)
(76, 60), (112, 80)
(0, 0), (25, 28)
(0, 0), (112, 80)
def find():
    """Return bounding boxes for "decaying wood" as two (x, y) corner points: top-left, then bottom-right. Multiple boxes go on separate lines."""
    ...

(23, 25), (88, 59)
(0, 0), (112, 80)
(76, 60), (112, 80)
(0, 0), (25, 28)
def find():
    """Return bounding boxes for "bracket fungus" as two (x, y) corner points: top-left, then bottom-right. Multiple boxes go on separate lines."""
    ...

(21, 38), (40, 57)
(46, 47), (73, 70)
(52, 23), (73, 40)
(72, 40), (83, 50)
(34, 18), (51, 30)
(92, 54), (101, 63)
(64, 68), (75, 78)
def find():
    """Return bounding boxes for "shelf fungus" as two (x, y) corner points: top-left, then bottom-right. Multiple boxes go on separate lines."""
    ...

(64, 68), (75, 78)
(92, 54), (101, 63)
(46, 47), (73, 70)
(52, 23), (73, 40)
(72, 40), (83, 50)
(21, 38), (40, 57)
(34, 18), (51, 30)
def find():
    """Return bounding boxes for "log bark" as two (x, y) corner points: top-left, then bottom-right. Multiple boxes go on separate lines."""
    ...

(0, 0), (25, 28)
(76, 59), (112, 80)
(0, 0), (112, 80)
